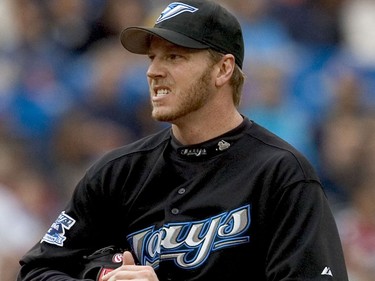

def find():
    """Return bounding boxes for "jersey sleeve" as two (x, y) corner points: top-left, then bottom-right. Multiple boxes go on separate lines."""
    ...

(17, 164), (125, 280)
(264, 180), (348, 281)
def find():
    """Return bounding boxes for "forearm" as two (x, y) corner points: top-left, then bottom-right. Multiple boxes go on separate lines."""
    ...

(17, 266), (90, 281)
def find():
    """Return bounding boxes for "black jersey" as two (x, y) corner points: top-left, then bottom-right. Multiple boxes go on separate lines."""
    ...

(18, 118), (348, 280)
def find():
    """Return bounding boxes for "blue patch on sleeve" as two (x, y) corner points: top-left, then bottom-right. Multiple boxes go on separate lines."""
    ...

(41, 211), (76, 247)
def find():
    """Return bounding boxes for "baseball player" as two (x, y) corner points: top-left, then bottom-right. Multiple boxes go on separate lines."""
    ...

(17, 0), (349, 280)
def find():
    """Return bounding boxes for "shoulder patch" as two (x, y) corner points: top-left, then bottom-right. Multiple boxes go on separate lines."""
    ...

(41, 211), (76, 247)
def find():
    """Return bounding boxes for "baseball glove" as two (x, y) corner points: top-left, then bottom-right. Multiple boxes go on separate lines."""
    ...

(79, 245), (124, 280)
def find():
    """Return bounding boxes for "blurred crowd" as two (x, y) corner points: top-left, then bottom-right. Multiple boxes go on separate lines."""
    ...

(0, 0), (374, 280)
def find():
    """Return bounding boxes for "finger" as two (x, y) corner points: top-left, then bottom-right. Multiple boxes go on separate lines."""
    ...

(123, 251), (135, 265)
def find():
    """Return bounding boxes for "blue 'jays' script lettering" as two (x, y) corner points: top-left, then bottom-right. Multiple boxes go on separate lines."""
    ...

(127, 205), (251, 269)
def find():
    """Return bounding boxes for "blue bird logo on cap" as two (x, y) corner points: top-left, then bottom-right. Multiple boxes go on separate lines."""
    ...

(156, 2), (198, 24)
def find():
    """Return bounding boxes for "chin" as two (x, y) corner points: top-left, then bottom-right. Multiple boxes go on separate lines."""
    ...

(152, 112), (179, 123)
(152, 112), (171, 122)
(152, 106), (186, 123)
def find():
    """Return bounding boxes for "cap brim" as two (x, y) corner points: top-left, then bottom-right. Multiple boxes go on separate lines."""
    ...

(121, 27), (209, 54)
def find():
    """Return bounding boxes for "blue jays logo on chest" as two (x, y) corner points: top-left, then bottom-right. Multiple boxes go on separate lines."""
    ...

(127, 205), (251, 269)
(156, 2), (198, 24)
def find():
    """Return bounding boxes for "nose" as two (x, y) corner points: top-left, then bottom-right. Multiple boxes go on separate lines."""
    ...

(147, 58), (165, 79)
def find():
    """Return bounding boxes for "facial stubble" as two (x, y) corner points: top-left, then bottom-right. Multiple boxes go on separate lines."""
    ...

(151, 66), (213, 122)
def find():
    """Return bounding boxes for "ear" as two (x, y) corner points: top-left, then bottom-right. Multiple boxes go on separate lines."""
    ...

(215, 54), (235, 87)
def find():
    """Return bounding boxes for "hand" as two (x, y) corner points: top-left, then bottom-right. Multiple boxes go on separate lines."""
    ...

(101, 251), (159, 281)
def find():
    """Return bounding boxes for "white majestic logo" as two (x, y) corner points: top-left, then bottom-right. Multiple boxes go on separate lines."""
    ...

(41, 211), (76, 246)
(156, 2), (198, 24)
(127, 205), (251, 269)
(321, 266), (333, 276)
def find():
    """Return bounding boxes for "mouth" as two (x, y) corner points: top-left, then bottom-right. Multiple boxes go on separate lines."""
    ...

(156, 88), (170, 97)
(153, 87), (171, 98)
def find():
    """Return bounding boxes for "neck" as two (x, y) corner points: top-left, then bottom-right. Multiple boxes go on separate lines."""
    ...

(171, 109), (243, 145)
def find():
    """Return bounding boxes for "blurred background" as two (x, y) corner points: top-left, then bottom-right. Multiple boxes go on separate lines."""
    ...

(0, 0), (374, 280)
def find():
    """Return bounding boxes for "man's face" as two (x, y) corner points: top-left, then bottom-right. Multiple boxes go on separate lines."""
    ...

(146, 37), (216, 123)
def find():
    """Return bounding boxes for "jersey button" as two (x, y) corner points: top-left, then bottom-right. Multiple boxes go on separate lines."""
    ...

(171, 208), (179, 215)
(177, 188), (186, 195)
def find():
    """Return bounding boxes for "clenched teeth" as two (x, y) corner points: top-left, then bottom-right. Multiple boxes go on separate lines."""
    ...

(156, 89), (170, 96)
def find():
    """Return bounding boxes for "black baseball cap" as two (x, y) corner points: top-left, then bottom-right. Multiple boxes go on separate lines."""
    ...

(120, 0), (244, 69)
